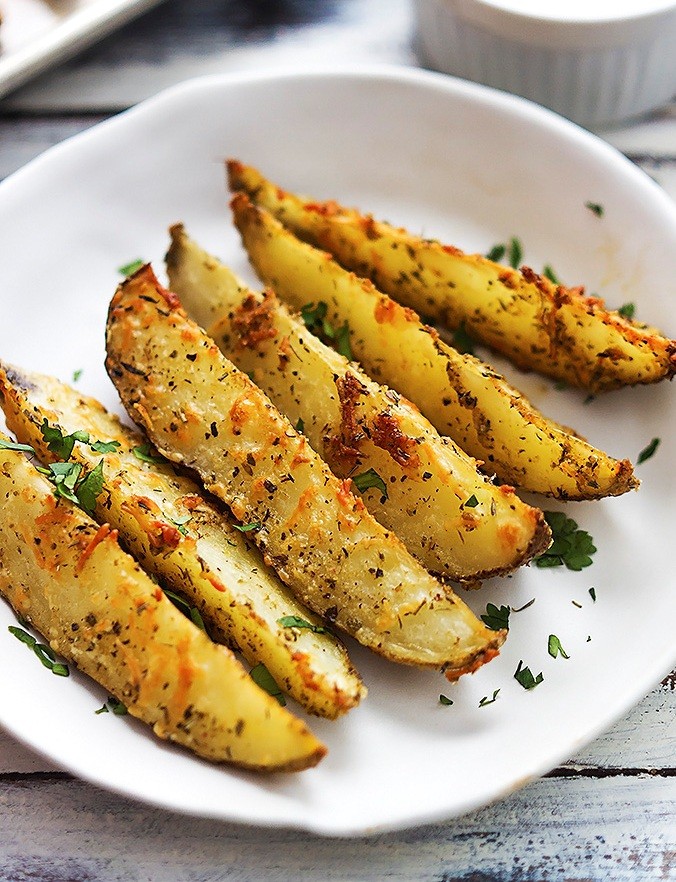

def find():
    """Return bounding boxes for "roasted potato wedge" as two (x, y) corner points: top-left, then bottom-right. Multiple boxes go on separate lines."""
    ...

(230, 193), (638, 501)
(228, 160), (676, 393)
(0, 431), (325, 771)
(166, 224), (549, 582)
(0, 364), (365, 718)
(105, 265), (505, 680)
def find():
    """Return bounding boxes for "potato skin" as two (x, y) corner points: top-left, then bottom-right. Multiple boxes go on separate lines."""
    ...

(0, 363), (365, 719)
(230, 191), (639, 501)
(228, 159), (676, 393)
(105, 265), (505, 677)
(166, 224), (549, 582)
(0, 435), (326, 771)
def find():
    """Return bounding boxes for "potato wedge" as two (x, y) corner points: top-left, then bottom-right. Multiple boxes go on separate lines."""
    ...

(0, 431), (325, 770)
(228, 160), (676, 393)
(230, 193), (638, 501)
(0, 364), (365, 718)
(105, 265), (505, 679)
(166, 224), (549, 582)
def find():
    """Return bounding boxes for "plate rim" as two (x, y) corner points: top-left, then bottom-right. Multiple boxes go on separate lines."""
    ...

(0, 64), (674, 836)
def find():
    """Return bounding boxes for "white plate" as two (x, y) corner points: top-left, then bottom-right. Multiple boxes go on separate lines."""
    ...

(0, 67), (674, 836)
(0, 0), (166, 98)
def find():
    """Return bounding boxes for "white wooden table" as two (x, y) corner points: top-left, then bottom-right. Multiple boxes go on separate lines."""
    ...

(0, 2), (674, 878)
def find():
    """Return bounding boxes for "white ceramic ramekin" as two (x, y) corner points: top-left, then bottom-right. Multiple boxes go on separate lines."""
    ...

(413, 0), (676, 127)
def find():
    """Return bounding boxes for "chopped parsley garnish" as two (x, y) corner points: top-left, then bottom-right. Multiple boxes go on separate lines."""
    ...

(352, 468), (388, 501)
(233, 521), (262, 533)
(74, 459), (105, 515)
(542, 264), (560, 285)
(617, 302), (635, 320)
(479, 689), (500, 707)
(534, 511), (596, 571)
(486, 243), (506, 263)
(439, 694), (454, 706)
(300, 301), (353, 360)
(589, 586), (597, 602)
(637, 437), (660, 465)
(548, 634), (570, 659)
(72, 368), (83, 383)
(39, 420), (119, 459)
(514, 660), (543, 690)
(278, 615), (330, 634)
(250, 662), (286, 706)
(452, 321), (475, 355)
(95, 696), (128, 715)
(40, 419), (89, 460)
(118, 259), (144, 277)
(295, 417), (305, 433)
(585, 201), (604, 217)
(508, 236), (523, 269)
(481, 603), (510, 631)
(486, 236), (522, 268)
(131, 443), (165, 464)
(464, 494), (479, 508)
(163, 588), (206, 632)
(8, 626), (69, 677)
(169, 514), (191, 536)
(0, 438), (35, 453)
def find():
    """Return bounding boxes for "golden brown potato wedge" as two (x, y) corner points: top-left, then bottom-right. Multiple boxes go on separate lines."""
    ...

(228, 160), (676, 393)
(166, 224), (549, 582)
(0, 363), (365, 718)
(230, 193), (638, 501)
(0, 431), (326, 770)
(105, 264), (505, 680)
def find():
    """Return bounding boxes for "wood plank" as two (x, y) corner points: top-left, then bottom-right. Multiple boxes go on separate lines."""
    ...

(0, 774), (673, 879)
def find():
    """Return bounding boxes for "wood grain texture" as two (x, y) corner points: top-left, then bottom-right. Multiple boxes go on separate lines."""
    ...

(0, 774), (674, 881)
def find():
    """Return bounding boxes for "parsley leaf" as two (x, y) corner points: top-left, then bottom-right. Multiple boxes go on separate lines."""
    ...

(514, 660), (543, 690)
(118, 259), (144, 277)
(637, 437), (660, 465)
(589, 586), (597, 602)
(295, 417), (305, 433)
(278, 615), (330, 634)
(40, 419), (88, 460)
(451, 320), (475, 355)
(617, 302), (635, 320)
(486, 243), (506, 263)
(300, 301), (353, 360)
(585, 201), (604, 217)
(0, 439), (36, 454)
(508, 236), (523, 269)
(548, 634), (570, 659)
(250, 662), (286, 706)
(481, 603), (510, 631)
(75, 459), (105, 515)
(131, 443), (165, 464)
(542, 264), (560, 285)
(72, 368), (83, 383)
(439, 694), (454, 706)
(8, 626), (69, 677)
(534, 511), (596, 571)
(352, 468), (388, 501)
(95, 696), (127, 715)
(233, 521), (262, 533)
(464, 494), (479, 508)
(479, 689), (500, 707)
(90, 439), (121, 454)
(169, 513), (191, 536)
(163, 588), (206, 633)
